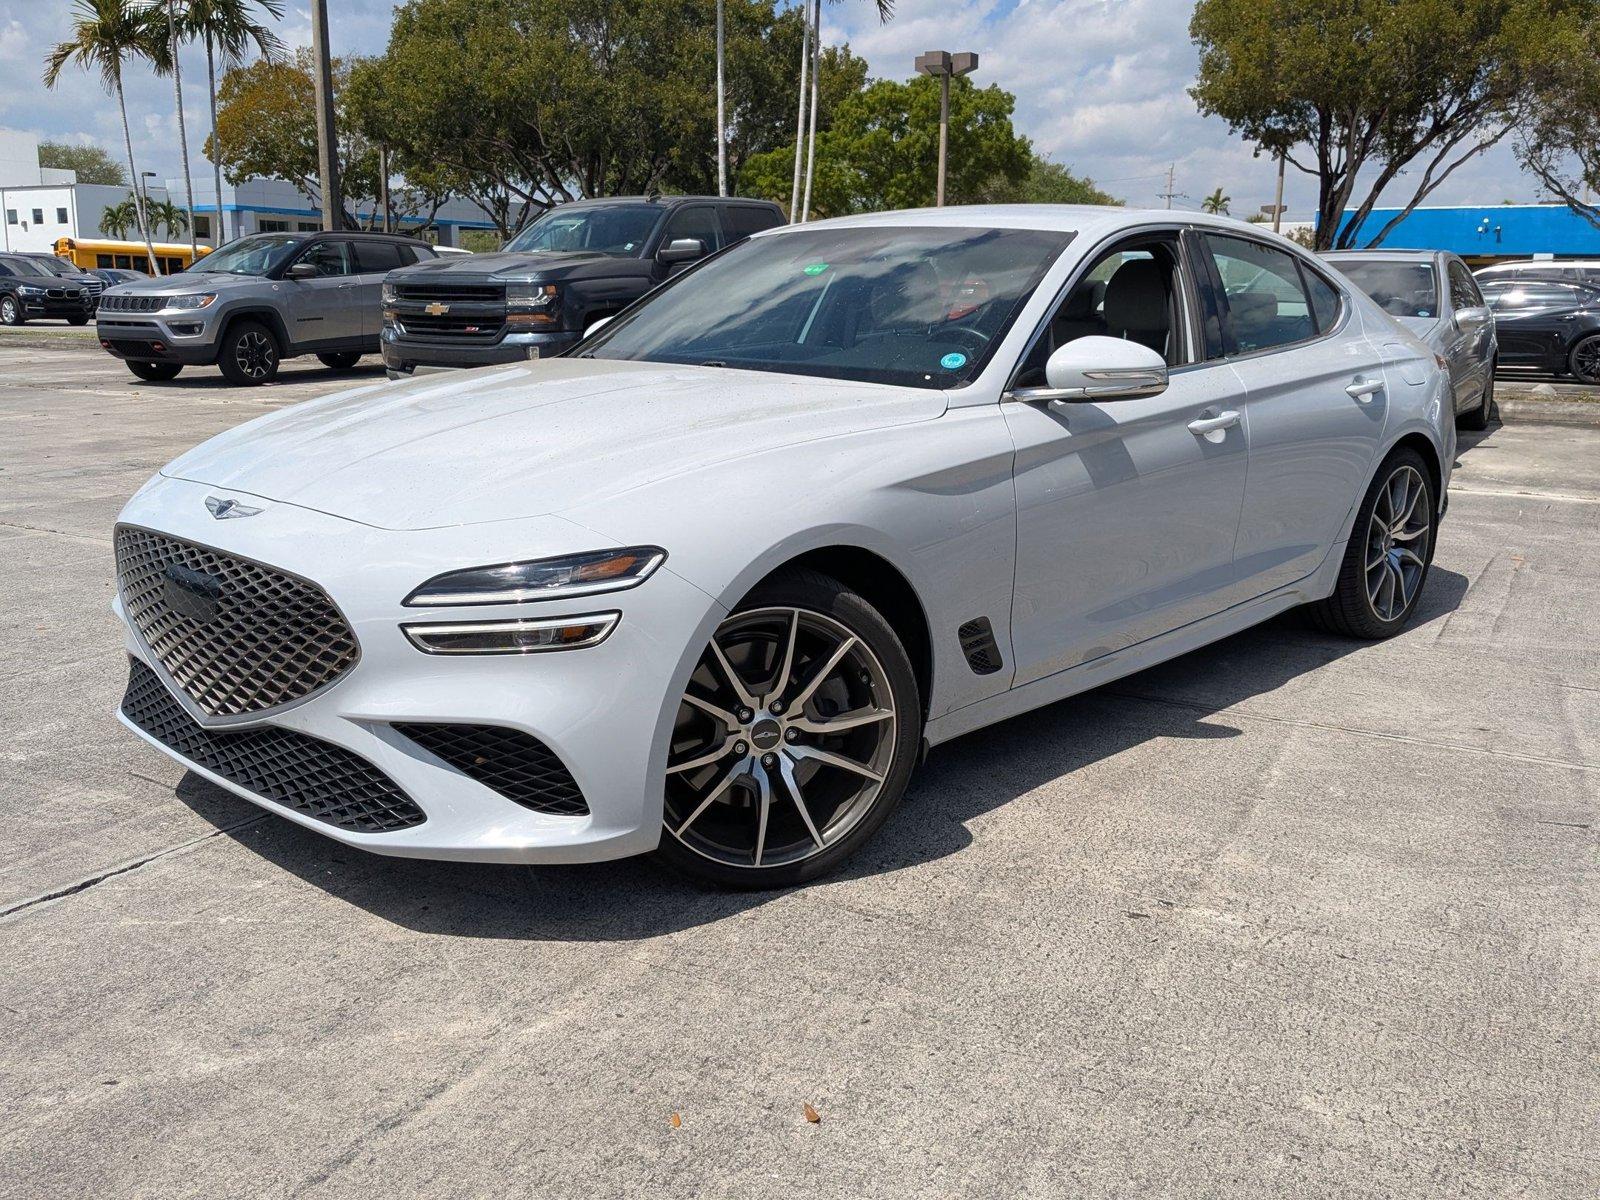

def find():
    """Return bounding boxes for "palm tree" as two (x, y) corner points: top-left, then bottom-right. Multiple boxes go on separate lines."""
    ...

(44, 0), (166, 273)
(100, 195), (139, 239)
(791, 0), (892, 220)
(1201, 187), (1231, 215)
(182, 0), (284, 246)
(149, 197), (190, 239)
(149, 0), (198, 261)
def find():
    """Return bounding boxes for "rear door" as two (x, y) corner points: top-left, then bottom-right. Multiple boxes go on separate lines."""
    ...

(350, 239), (405, 341)
(1204, 233), (1388, 594)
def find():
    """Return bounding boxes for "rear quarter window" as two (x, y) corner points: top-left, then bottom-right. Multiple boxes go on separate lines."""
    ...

(723, 206), (784, 242)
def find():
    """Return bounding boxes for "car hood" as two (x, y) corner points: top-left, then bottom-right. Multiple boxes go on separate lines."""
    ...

(105, 271), (266, 297)
(390, 250), (632, 283)
(159, 359), (947, 530)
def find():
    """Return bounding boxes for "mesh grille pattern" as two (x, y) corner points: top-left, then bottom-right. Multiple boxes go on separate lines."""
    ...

(115, 525), (360, 718)
(958, 617), (1004, 676)
(122, 659), (425, 833)
(396, 723), (589, 816)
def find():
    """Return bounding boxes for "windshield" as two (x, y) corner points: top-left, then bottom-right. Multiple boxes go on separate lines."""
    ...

(505, 204), (662, 255)
(28, 257), (78, 277)
(1335, 261), (1439, 318)
(581, 226), (1074, 389)
(195, 233), (302, 276)
(2, 257), (52, 277)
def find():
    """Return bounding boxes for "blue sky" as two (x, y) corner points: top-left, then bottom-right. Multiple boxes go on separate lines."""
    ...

(0, 0), (1540, 218)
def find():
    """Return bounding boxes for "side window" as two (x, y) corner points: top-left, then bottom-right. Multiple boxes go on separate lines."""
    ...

(296, 240), (353, 277)
(0, 262), (12, 277)
(1447, 261), (1482, 310)
(660, 206), (723, 253)
(1300, 263), (1342, 333)
(723, 206), (782, 242)
(1204, 234), (1317, 355)
(353, 240), (403, 274)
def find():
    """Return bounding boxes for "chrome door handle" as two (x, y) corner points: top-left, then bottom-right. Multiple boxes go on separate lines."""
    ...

(1346, 377), (1384, 402)
(1187, 410), (1241, 437)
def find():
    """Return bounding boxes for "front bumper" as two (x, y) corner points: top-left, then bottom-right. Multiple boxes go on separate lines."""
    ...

(112, 475), (724, 863)
(381, 324), (581, 374)
(20, 295), (94, 320)
(97, 313), (217, 364)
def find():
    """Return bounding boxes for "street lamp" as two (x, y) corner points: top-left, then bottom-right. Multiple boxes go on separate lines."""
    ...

(914, 50), (978, 207)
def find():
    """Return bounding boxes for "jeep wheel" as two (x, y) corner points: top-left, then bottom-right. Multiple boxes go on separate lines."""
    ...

(317, 351), (362, 370)
(127, 360), (182, 382)
(218, 320), (280, 386)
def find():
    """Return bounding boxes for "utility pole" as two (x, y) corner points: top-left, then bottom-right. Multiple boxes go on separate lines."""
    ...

(1159, 162), (1178, 209)
(308, 0), (342, 231)
(914, 50), (979, 208)
(715, 0), (727, 197)
(1272, 151), (1285, 233)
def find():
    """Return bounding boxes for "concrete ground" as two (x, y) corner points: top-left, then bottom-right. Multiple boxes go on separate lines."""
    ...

(1, 345), (1596, 1199)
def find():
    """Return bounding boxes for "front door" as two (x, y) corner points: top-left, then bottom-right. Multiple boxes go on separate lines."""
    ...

(1003, 232), (1250, 686)
(281, 237), (361, 347)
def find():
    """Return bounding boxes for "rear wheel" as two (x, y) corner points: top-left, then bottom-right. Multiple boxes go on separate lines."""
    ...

(1458, 360), (1493, 430)
(217, 320), (280, 386)
(317, 351), (361, 370)
(655, 571), (922, 888)
(1309, 448), (1436, 639)
(126, 360), (182, 382)
(1569, 334), (1600, 385)
(0, 295), (23, 326)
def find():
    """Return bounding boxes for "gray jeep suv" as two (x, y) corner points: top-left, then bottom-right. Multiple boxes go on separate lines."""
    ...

(95, 230), (437, 385)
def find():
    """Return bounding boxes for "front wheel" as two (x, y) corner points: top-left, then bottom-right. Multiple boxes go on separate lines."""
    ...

(127, 360), (182, 382)
(1569, 334), (1600, 385)
(655, 570), (922, 888)
(317, 351), (361, 370)
(1458, 360), (1493, 431)
(216, 320), (280, 386)
(1309, 448), (1436, 639)
(0, 295), (24, 326)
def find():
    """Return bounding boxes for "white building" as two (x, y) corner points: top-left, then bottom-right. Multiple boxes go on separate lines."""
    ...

(0, 129), (496, 254)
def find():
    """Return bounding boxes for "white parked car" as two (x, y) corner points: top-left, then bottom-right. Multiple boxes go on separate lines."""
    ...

(113, 206), (1455, 886)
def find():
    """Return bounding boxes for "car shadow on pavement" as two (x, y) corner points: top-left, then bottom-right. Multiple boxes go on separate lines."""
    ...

(173, 567), (1470, 942)
(124, 364), (387, 389)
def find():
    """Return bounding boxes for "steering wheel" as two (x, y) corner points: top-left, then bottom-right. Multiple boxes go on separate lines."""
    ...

(938, 324), (990, 351)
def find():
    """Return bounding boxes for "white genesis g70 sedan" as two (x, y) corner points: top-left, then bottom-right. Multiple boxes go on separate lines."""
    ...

(113, 207), (1455, 886)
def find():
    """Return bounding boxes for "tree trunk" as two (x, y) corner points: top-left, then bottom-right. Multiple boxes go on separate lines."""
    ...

(800, 0), (821, 221)
(788, 0), (811, 218)
(168, 0), (197, 261)
(206, 37), (224, 246)
(116, 72), (159, 274)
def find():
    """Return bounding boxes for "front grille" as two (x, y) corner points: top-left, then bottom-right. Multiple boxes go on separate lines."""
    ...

(396, 311), (505, 339)
(122, 659), (425, 833)
(394, 283), (503, 304)
(101, 294), (164, 313)
(81, 278), (104, 297)
(115, 526), (360, 718)
(396, 723), (589, 816)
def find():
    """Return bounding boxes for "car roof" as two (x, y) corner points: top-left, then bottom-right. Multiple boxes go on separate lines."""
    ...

(1323, 249), (1443, 262)
(762, 204), (1308, 243)
(558, 195), (781, 209)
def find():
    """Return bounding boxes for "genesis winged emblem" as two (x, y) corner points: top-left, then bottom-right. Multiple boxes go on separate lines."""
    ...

(205, 496), (263, 520)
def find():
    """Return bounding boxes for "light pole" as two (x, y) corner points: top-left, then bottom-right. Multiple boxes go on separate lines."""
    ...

(308, 0), (342, 230)
(715, 0), (726, 197)
(914, 50), (978, 207)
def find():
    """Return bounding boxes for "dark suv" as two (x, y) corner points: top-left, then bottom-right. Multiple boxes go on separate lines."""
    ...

(95, 230), (437, 385)
(0, 253), (95, 326)
(381, 195), (784, 376)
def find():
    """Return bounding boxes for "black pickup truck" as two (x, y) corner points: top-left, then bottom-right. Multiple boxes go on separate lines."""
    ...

(380, 195), (785, 377)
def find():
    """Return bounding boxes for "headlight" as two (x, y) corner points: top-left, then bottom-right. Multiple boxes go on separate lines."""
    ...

(162, 293), (217, 311)
(505, 282), (560, 327)
(382, 281), (397, 305)
(402, 612), (620, 655)
(17, 285), (45, 296)
(404, 546), (666, 606)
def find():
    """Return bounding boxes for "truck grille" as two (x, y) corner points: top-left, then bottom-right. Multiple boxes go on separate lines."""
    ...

(114, 525), (360, 719)
(393, 283), (503, 304)
(100, 294), (164, 312)
(122, 658), (425, 833)
(397, 311), (505, 339)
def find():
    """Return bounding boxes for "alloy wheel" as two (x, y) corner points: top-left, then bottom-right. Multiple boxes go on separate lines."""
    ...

(236, 331), (277, 380)
(1364, 464), (1429, 622)
(0, 297), (16, 325)
(664, 606), (898, 871)
(1571, 335), (1600, 384)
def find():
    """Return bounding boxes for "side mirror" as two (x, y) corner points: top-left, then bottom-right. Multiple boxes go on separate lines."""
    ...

(285, 262), (319, 280)
(657, 237), (706, 266)
(1010, 335), (1168, 404)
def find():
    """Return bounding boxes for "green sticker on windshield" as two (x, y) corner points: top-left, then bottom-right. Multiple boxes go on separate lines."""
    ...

(802, 262), (829, 276)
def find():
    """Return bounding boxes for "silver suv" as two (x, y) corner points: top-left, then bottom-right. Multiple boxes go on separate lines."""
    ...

(95, 231), (437, 385)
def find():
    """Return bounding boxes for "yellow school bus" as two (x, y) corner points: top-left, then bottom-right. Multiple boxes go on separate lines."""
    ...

(53, 237), (211, 275)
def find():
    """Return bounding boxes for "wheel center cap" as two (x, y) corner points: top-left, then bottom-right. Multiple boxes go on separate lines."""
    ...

(750, 719), (783, 751)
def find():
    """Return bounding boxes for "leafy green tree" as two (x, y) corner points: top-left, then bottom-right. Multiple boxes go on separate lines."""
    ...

(742, 74), (1032, 217)
(43, 0), (167, 271)
(1513, 13), (1600, 231)
(969, 156), (1119, 206)
(1190, 0), (1565, 249)
(39, 140), (128, 185)
(1201, 186), (1231, 214)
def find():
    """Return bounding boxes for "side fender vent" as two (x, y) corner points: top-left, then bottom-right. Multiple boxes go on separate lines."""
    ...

(958, 617), (1003, 676)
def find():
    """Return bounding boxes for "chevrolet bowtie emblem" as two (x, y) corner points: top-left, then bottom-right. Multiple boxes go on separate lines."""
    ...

(206, 496), (263, 520)
(424, 301), (450, 316)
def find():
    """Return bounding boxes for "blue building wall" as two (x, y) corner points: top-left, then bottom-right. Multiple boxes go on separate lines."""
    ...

(1334, 204), (1600, 260)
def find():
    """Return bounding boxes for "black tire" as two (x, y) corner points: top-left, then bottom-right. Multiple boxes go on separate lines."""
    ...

(68, 315), (90, 326)
(0, 295), (24, 326)
(1458, 360), (1493, 430)
(1308, 447), (1436, 640)
(127, 360), (182, 382)
(1569, 334), (1600, 385)
(317, 351), (362, 370)
(654, 569), (923, 889)
(216, 319), (280, 386)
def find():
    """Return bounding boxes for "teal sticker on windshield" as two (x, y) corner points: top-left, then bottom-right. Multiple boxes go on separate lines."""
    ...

(802, 262), (829, 276)
(940, 351), (968, 370)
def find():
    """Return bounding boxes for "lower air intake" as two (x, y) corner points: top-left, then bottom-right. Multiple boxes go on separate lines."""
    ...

(396, 723), (590, 817)
(121, 658), (426, 833)
(958, 617), (1004, 676)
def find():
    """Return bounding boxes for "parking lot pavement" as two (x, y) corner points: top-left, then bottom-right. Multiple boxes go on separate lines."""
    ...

(2, 345), (1596, 1199)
